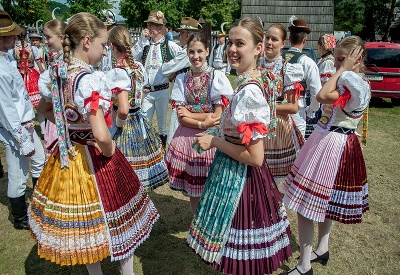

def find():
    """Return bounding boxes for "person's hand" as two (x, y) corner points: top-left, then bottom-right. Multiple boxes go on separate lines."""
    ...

(168, 73), (176, 82)
(202, 114), (220, 128)
(177, 106), (192, 119)
(192, 133), (215, 153)
(341, 45), (363, 71)
(142, 28), (150, 38)
(26, 149), (36, 157)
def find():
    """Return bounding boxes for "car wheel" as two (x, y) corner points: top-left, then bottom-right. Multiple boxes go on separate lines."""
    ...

(391, 98), (400, 106)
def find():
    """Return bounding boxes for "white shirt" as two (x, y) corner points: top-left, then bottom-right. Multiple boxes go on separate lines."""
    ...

(131, 35), (182, 87)
(209, 43), (231, 74)
(0, 52), (35, 155)
(161, 44), (190, 76)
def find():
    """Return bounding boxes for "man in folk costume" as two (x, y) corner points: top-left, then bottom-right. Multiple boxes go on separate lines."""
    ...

(283, 16), (321, 138)
(209, 23), (231, 77)
(131, 10), (182, 148)
(0, 10), (45, 230)
(162, 17), (201, 145)
(28, 20), (45, 73)
(100, 9), (117, 72)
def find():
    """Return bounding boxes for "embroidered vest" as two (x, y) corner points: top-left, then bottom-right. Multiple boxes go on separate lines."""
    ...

(141, 39), (173, 65)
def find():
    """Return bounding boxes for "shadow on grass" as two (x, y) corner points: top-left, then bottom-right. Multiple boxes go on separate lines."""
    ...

(135, 191), (219, 275)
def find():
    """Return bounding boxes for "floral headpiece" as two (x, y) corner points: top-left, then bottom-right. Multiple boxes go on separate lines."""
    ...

(156, 11), (164, 20)
(321, 34), (336, 51)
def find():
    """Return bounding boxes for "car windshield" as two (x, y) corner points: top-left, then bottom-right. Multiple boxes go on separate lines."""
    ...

(366, 48), (400, 68)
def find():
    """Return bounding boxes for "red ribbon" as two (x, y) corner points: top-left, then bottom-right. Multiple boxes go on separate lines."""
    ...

(111, 87), (124, 94)
(221, 95), (229, 108)
(171, 100), (176, 110)
(237, 122), (268, 145)
(84, 91), (113, 126)
(294, 82), (304, 99)
(332, 86), (351, 108)
(320, 73), (332, 78)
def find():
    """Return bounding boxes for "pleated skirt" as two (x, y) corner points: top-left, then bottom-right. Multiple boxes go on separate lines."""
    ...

(29, 142), (159, 266)
(165, 125), (216, 197)
(110, 108), (169, 191)
(264, 114), (304, 184)
(282, 130), (369, 223)
(188, 150), (292, 275)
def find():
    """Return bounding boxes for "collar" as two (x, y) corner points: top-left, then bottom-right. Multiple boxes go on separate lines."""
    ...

(150, 36), (165, 45)
(288, 47), (301, 52)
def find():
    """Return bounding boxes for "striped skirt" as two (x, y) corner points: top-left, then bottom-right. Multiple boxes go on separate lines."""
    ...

(29, 142), (159, 266)
(264, 114), (304, 184)
(282, 130), (369, 223)
(188, 150), (292, 275)
(165, 125), (216, 197)
(110, 108), (169, 191)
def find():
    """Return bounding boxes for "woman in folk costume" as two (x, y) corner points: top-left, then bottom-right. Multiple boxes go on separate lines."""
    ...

(29, 13), (159, 274)
(188, 17), (292, 275)
(165, 32), (234, 214)
(260, 23), (305, 185)
(38, 19), (66, 158)
(281, 36), (370, 275)
(106, 25), (169, 191)
(305, 34), (337, 139)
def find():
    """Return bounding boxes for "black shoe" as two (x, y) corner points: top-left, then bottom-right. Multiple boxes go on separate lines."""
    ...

(310, 251), (329, 266)
(159, 135), (167, 149)
(0, 163), (4, 178)
(9, 195), (30, 230)
(281, 266), (313, 275)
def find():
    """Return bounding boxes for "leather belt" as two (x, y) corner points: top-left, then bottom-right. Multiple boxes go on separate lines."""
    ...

(144, 82), (169, 92)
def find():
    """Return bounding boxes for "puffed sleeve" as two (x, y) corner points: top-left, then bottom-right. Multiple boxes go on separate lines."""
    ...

(336, 71), (370, 112)
(210, 70), (234, 107)
(283, 63), (304, 92)
(31, 46), (41, 61)
(75, 71), (112, 123)
(106, 68), (131, 97)
(319, 59), (336, 83)
(38, 69), (52, 102)
(231, 84), (270, 145)
(170, 73), (186, 105)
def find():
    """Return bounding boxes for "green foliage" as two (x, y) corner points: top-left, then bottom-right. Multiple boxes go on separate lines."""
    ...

(119, 0), (241, 31)
(66, 0), (111, 19)
(1, 0), (51, 25)
(48, 1), (70, 21)
(334, 0), (399, 40)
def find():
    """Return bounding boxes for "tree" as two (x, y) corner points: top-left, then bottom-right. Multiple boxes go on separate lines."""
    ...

(119, 0), (241, 31)
(334, 0), (400, 41)
(66, 0), (112, 19)
(1, 0), (51, 25)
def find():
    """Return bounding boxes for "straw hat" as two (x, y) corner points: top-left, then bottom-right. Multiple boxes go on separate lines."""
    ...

(144, 10), (164, 25)
(288, 16), (311, 34)
(176, 17), (201, 32)
(217, 31), (226, 37)
(0, 10), (22, 37)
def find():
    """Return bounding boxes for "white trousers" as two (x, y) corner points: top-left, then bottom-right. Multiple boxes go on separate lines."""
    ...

(291, 107), (306, 138)
(167, 108), (179, 145)
(142, 89), (170, 135)
(0, 127), (45, 198)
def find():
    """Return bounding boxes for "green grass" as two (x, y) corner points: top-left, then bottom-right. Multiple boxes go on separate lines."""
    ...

(0, 97), (399, 275)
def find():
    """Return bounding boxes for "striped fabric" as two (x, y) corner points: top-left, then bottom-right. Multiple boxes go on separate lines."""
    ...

(165, 125), (216, 197)
(188, 151), (292, 275)
(282, 130), (368, 223)
(110, 109), (169, 191)
(264, 114), (304, 184)
(29, 142), (159, 265)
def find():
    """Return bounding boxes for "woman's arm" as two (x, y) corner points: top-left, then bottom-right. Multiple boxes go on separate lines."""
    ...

(37, 97), (55, 123)
(276, 89), (298, 114)
(194, 134), (264, 167)
(88, 108), (115, 157)
(116, 90), (129, 120)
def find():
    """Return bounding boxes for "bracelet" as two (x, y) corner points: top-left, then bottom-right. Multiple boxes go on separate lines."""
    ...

(198, 121), (202, 129)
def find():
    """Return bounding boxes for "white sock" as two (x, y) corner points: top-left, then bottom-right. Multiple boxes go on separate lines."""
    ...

(85, 262), (103, 275)
(120, 255), (135, 275)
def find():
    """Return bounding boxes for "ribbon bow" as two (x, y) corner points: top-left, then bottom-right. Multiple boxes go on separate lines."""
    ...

(332, 86), (351, 108)
(84, 91), (113, 126)
(237, 122), (268, 145)
(294, 82), (305, 99)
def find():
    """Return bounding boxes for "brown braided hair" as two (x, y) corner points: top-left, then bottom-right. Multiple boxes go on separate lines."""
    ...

(62, 12), (106, 63)
(108, 25), (136, 70)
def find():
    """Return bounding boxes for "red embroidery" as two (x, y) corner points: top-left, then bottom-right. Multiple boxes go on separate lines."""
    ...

(320, 73), (332, 78)
(171, 100), (176, 110)
(111, 87), (124, 94)
(84, 91), (113, 126)
(332, 86), (351, 108)
(237, 122), (268, 145)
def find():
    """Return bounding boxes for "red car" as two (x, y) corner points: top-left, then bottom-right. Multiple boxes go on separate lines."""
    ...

(365, 42), (400, 105)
